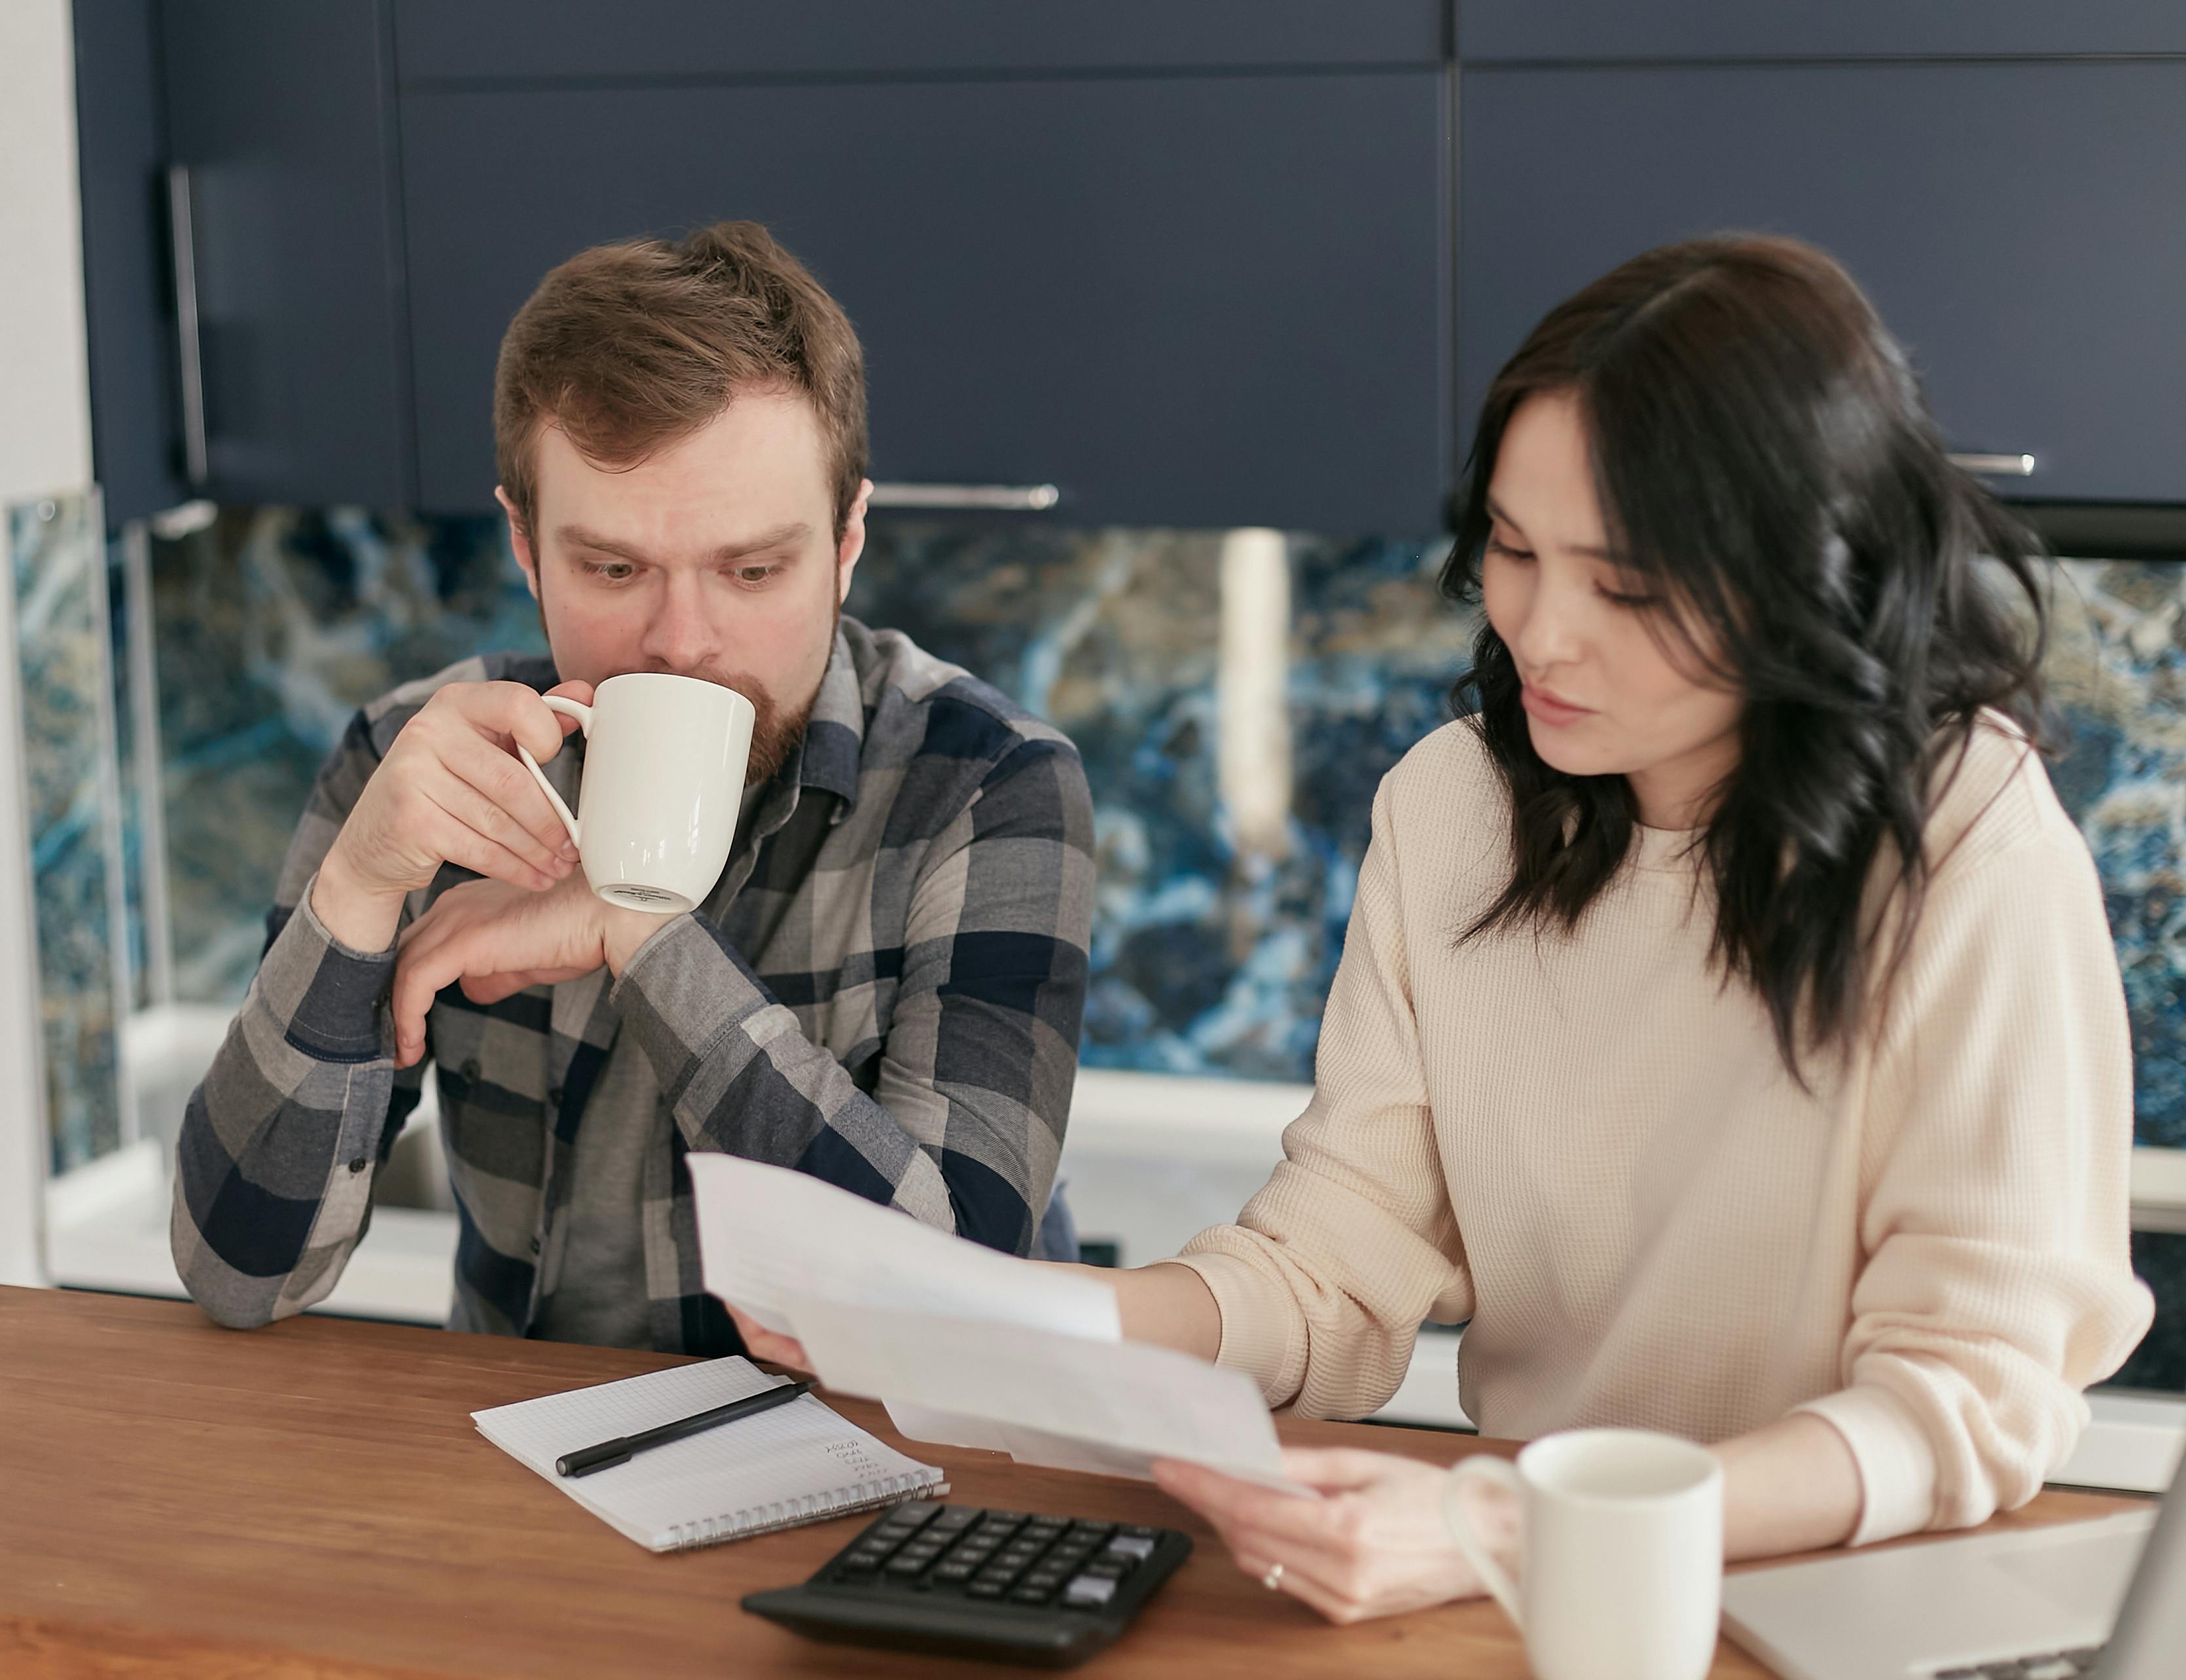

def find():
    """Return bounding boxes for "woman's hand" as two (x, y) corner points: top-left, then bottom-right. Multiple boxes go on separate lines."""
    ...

(726, 1304), (814, 1374)
(1151, 1446), (1516, 1624)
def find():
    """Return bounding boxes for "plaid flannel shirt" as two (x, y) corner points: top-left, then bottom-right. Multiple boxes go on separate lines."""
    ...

(171, 618), (1095, 1352)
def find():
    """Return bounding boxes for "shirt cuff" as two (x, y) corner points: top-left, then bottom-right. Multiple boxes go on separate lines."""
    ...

(266, 871), (397, 1063)
(1793, 1384), (1941, 1546)
(1156, 1250), (1307, 1408)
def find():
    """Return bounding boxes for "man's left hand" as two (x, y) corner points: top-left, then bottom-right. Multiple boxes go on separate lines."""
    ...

(390, 874), (666, 1067)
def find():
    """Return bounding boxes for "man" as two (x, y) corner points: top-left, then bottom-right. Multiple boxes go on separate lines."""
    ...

(171, 222), (1095, 1352)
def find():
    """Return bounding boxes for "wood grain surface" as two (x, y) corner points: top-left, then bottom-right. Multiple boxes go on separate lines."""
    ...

(0, 1286), (2136, 1678)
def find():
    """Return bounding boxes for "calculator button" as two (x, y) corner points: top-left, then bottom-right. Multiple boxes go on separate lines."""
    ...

(928, 1507), (982, 1531)
(976, 1564), (1023, 1585)
(1022, 1569), (1067, 1590)
(1120, 1524), (1160, 1539)
(1010, 1584), (1058, 1605)
(1067, 1522), (1115, 1542)
(898, 1545), (944, 1564)
(893, 1501), (943, 1525)
(965, 1581), (1006, 1599)
(931, 1562), (976, 1582)
(1064, 1575), (1118, 1607)
(838, 1553), (886, 1572)
(884, 1556), (930, 1577)
(1083, 1559), (1129, 1580)
(985, 1511), (1031, 1526)
(1106, 1535), (1156, 1560)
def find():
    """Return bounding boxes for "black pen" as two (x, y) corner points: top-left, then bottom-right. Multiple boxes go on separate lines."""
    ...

(555, 1379), (816, 1478)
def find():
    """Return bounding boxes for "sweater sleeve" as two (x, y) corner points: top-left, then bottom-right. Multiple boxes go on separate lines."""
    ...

(1168, 772), (1475, 1416)
(1794, 818), (2153, 1545)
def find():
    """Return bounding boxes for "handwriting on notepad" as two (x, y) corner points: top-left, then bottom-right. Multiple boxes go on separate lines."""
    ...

(823, 1438), (888, 1478)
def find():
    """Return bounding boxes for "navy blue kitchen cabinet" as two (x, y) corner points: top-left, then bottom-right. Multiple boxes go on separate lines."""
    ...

(1456, 6), (2186, 508)
(399, 72), (1448, 528)
(79, 1), (2186, 529)
(79, 0), (1452, 531)
(1456, 0), (2186, 62)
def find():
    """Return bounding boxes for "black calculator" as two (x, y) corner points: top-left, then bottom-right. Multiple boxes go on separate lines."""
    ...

(742, 1500), (1192, 1668)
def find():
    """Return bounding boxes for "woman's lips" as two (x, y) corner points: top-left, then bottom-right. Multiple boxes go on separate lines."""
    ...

(1520, 685), (1596, 727)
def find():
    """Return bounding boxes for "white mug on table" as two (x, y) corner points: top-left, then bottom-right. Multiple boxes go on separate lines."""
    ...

(1443, 1428), (1725, 1680)
(515, 671), (755, 915)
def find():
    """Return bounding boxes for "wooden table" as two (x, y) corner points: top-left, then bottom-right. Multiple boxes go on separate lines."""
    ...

(0, 1287), (2138, 1679)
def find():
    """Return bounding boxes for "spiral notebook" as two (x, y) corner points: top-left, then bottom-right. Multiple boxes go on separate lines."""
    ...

(472, 1357), (947, 1552)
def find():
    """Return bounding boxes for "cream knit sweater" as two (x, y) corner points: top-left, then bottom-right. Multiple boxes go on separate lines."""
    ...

(1172, 716), (2153, 1545)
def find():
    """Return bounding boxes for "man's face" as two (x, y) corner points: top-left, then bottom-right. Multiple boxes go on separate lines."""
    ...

(499, 390), (869, 785)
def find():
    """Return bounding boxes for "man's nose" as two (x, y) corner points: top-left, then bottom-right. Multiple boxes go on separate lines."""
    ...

(637, 575), (726, 675)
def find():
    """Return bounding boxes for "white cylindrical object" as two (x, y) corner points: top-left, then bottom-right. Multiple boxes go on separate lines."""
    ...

(1445, 1429), (1724, 1680)
(518, 673), (755, 915)
(1218, 527), (1293, 861)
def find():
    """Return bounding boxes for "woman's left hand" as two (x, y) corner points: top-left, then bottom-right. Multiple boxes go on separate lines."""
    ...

(1151, 1446), (1515, 1624)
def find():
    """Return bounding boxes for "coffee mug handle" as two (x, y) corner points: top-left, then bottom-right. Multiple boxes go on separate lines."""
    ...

(514, 695), (592, 851)
(1442, 1455), (1525, 1629)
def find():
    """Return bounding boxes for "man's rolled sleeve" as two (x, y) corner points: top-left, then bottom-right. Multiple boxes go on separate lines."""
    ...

(171, 873), (411, 1327)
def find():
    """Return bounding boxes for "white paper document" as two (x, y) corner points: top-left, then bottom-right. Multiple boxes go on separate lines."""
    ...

(685, 1154), (1120, 1341)
(688, 1154), (1302, 1491)
(787, 1299), (1302, 1491)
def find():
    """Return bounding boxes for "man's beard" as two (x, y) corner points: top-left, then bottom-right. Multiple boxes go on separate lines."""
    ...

(738, 675), (812, 787)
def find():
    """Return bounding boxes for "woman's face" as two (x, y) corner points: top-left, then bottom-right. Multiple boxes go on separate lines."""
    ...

(1478, 391), (1744, 830)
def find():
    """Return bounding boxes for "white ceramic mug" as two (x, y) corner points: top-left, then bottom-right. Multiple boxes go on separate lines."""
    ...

(514, 671), (755, 916)
(1442, 1429), (1724, 1680)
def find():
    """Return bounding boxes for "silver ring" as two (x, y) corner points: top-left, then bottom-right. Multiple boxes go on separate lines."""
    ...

(1260, 1561), (1285, 1592)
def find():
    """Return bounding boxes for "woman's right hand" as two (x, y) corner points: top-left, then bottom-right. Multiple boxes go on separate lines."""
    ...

(728, 1304), (813, 1374)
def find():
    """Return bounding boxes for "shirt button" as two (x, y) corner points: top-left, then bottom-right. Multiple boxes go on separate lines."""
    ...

(461, 1058), (481, 1081)
(346, 1156), (367, 1173)
(547, 1086), (564, 1107)
(528, 1237), (541, 1257)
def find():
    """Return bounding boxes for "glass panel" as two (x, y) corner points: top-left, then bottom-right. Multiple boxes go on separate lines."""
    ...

(9, 491), (128, 1174)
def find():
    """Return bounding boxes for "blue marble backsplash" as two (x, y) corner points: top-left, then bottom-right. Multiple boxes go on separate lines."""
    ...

(122, 511), (2186, 1152)
(9, 493), (128, 1174)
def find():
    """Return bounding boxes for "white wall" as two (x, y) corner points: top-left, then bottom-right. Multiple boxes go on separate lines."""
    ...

(0, 0), (92, 1285)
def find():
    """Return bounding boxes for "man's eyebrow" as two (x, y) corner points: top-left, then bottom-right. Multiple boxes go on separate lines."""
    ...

(555, 522), (813, 563)
(1482, 496), (1613, 560)
(711, 522), (811, 562)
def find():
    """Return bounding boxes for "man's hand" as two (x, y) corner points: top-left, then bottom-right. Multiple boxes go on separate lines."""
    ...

(389, 872), (666, 1067)
(1150, 1448), (1510, 1624)
(313, 679), (593, 954)
(726, 1304), (814, 1373)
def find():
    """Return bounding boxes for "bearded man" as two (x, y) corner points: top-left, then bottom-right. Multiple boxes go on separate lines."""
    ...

(173, 222), (1094, 1351)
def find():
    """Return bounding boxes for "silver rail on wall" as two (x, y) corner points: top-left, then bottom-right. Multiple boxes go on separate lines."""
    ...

(1948, 452), (2037, 476)
(867, 483), (1062, 512)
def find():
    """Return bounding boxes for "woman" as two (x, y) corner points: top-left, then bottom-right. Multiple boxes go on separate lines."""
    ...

(739, 236), (2153, 1622)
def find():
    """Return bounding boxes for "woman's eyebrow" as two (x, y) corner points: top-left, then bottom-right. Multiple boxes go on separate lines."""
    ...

(1485, 495), (1615, 560)
(1484, 495), (1524, 533)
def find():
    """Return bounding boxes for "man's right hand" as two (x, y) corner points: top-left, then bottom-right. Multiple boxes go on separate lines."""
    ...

(311, 680), (586, 954)
(728, 1305), (814, 1374)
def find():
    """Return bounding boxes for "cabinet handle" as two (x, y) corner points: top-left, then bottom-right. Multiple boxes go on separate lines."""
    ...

(1948, 452), (2036, 477)
(165, 164), (209, 487)
(868, 482), (1061, 512)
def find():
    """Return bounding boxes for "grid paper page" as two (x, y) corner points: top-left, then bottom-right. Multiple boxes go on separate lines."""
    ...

(473, 1357), (944, 1550)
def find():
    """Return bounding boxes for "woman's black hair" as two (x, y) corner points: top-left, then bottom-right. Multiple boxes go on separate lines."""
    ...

(1444, 234), (2051, 1079)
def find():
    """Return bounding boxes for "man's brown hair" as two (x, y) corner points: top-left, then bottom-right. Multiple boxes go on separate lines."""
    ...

(494, 220), (869, 541)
